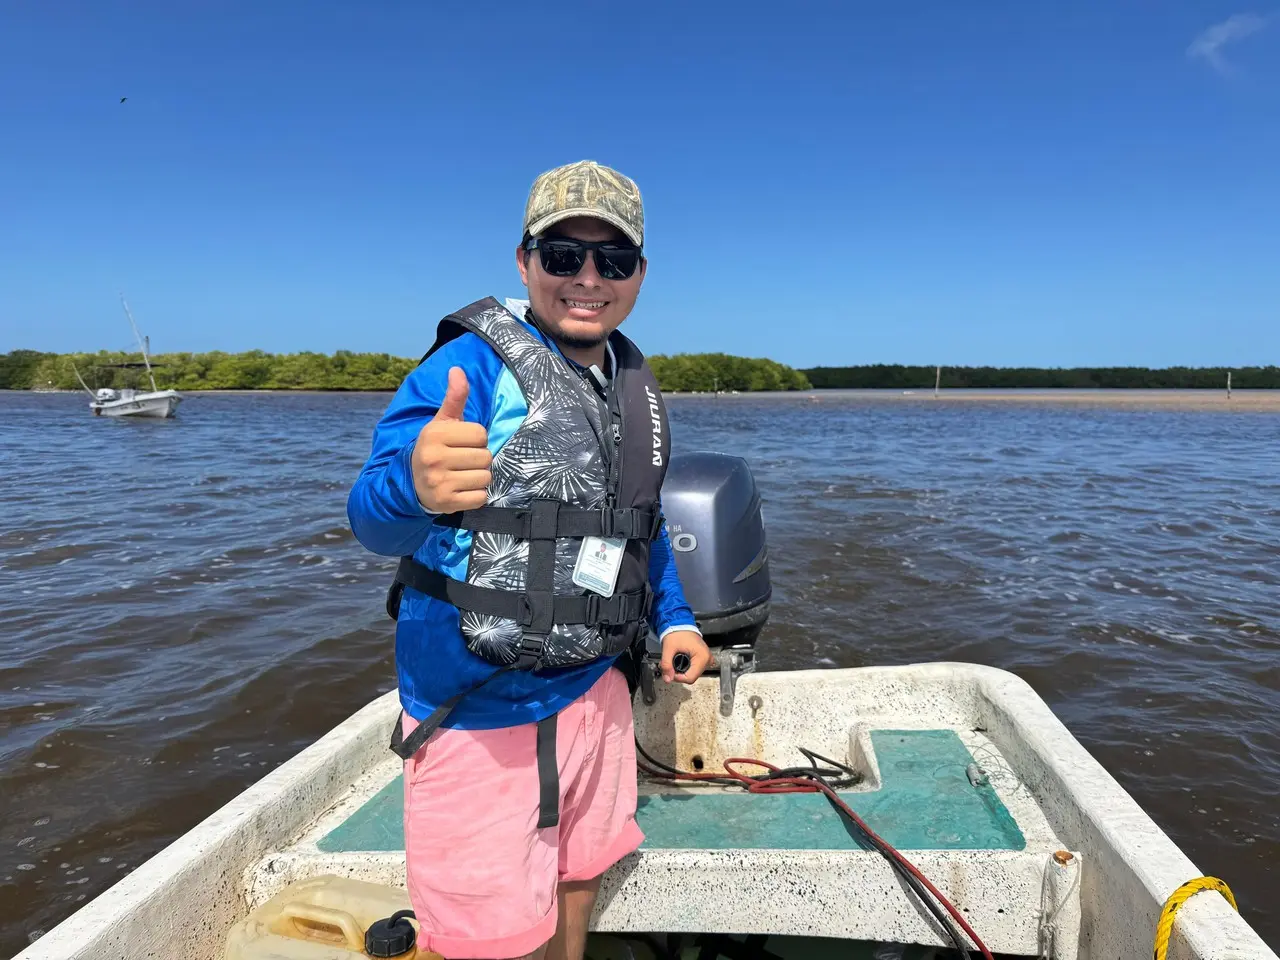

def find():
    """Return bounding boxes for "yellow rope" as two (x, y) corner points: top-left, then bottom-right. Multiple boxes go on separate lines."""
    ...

(1153, 876), (1238, 960)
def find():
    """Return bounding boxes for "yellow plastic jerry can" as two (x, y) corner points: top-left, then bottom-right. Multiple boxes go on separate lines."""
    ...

(224, 875), (442, 959)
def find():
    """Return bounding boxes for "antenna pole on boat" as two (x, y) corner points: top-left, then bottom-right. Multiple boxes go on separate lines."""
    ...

(71, 362), (96, 398)
(120, 295), (158, 392)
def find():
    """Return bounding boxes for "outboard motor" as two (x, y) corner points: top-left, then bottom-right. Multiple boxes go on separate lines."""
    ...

(642, 452), (771, 715)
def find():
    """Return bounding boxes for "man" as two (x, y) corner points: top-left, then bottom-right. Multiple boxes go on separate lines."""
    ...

(348, 160), (711, 960)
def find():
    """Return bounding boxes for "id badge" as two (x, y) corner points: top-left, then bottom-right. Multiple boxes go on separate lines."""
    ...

(572, 536), (626, 597)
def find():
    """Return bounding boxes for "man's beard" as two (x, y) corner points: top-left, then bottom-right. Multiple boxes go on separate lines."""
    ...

(526, 307), (605, 349)
(554, 329), (606, 349)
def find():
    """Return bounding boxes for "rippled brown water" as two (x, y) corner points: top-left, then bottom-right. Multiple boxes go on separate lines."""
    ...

(2, 390), (1278, 955)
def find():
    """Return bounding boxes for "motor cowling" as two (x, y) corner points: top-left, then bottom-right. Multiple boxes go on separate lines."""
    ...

(659, 452), (771, 647)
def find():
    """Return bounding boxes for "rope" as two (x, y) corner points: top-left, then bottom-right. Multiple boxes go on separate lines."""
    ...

(1038, 853), (1081, 959)
(1153, 877), (1237, 960)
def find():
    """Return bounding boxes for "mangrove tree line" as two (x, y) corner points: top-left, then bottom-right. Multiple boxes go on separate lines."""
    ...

(7, 350), (1277, 392)
(802, 364), (1280, 390)
(0, 349), (812, 393)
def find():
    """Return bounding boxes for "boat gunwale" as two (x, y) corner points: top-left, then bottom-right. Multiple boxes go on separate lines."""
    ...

(12, 688), (401, 960)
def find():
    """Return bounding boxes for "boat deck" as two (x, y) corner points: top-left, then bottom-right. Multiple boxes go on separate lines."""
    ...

(246, 676), (1075, 957)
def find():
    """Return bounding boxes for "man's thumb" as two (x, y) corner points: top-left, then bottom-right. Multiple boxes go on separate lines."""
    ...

(659, 648), (675, 683)
(434, 367), (470, 422)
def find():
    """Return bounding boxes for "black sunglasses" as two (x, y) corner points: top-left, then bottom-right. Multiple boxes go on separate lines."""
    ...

(524, 237), (643, 280)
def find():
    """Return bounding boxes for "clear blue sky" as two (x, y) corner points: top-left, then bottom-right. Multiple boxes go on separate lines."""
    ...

(2, 2), (1277, 368)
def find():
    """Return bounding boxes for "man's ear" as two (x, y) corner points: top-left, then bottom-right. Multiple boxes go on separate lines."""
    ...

(515, 244), (530, 285)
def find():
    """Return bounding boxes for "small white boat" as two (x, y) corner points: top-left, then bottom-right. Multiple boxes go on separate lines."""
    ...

(74, 297), (182, 419)
(12, 454), (1276, 959)
(89, 386), (182, 418)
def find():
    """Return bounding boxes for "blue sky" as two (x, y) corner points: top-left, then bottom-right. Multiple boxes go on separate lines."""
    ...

(1, 2), (1277, 368)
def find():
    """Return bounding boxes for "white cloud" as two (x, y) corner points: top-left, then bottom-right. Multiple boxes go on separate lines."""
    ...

(1187, 13), (1270, 73)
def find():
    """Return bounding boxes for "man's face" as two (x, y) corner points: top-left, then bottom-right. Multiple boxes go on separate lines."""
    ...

(515, 216), (647, 349)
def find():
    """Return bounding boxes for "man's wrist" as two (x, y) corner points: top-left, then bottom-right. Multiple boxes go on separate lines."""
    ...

(396, 441), (439, 518)
(659, 624), (702, 641)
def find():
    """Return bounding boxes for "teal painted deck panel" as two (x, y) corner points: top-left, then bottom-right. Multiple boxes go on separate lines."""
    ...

(318, 729), (1025, 853)
(637, 730), (1025, 851)
(319, 778), (404, 853)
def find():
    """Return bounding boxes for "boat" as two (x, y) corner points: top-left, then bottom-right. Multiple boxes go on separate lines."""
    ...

(86, 384), (182, 418)
(13, 454), (1276, 960)
(73, 297), (182, 419)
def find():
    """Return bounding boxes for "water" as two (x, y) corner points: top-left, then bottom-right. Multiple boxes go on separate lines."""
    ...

(2, 390), (1278, 954)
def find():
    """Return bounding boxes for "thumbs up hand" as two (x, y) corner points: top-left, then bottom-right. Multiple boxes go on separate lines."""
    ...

(412, 367), (493, 514)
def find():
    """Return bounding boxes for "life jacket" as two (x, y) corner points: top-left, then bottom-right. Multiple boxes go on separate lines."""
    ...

(385, 297), (671, 827)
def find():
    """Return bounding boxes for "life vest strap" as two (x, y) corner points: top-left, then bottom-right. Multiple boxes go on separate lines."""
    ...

(389, 665), (514, 760)
(435, 503), (662, 541)
(535, 713), (560, 829)
(388, 671), (562, 830)
(393, 557), (653, 628)
(526, 501), (559, 635)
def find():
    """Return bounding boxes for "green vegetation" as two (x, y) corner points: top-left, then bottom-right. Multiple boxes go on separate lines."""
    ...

(10, 350), (1275, 393)
(0, 350), (49, 391)
(803, 365), (1280, 390)
(0, 349), (811, 393)
(5, 350), (418, 392)
(648, 353), (811, 392)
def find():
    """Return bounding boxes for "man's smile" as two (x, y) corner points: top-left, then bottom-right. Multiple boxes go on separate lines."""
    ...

(563, 298), (609, 319)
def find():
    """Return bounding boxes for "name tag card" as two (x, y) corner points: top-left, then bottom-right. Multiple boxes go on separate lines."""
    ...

(572, 536), (626, 597)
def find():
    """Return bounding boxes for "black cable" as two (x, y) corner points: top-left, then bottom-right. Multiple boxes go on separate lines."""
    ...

(635, 739), (862, 789)
(636, 739), (974, 959)
(807, 769), (973, 959)
(636, 738), (741, 787)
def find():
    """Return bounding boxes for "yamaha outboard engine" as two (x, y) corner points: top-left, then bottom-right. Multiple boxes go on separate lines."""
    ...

(642, 452), (770, 715)
(662, 452), (771, 645)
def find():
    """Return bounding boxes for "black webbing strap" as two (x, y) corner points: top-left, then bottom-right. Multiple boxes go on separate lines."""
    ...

(388, 675), (562, 830)
(433, 504), (661, 540)
(388, 666), (514, 760)
(535, 713), (559, 829)
(524, 500), (559, 637)
(393, 557), (653, 627)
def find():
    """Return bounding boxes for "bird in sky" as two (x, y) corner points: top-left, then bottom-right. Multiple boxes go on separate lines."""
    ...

(119, 97), (127, 103)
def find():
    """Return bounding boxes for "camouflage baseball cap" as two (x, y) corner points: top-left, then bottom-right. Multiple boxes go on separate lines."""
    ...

(523, 160), (644, 248)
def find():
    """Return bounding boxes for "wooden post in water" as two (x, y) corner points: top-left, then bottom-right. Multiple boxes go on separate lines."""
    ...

(1227, 371), (1232, 400)
(934, 365), (941, 398)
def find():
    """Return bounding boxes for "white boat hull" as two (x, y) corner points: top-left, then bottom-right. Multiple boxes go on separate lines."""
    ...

(12, 664), (1276, 960)
(90, 390), (181, 419)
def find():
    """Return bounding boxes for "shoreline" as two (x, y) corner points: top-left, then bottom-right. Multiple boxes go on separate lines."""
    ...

(664, 388), (1280, 410)
(11, 387), (1280, 411)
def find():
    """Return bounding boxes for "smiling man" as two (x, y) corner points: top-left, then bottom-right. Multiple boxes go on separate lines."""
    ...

(348, 160), (710, 960)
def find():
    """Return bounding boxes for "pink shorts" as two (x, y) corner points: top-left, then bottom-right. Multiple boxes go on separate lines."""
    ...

(400, 667), (643, 959)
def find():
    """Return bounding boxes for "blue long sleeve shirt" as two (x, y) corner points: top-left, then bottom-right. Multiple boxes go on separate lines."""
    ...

(348, 299), (697, 728)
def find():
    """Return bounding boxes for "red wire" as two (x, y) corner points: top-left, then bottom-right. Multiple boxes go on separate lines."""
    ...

(639, 757), (994, 960)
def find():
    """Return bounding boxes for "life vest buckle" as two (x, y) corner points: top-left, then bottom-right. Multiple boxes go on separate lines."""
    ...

(517, 633), (546, 669)
(598, 507), (617, 538)
(584, 592), (606, 627)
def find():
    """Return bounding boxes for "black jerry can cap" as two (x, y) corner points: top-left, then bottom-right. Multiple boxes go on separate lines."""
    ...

(365, 909), (416, 957)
